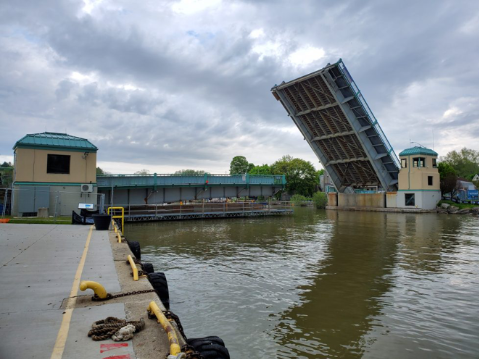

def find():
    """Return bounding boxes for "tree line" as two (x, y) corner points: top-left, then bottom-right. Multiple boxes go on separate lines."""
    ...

(229, 155), (323, 197)
(438, 147), (479, 196)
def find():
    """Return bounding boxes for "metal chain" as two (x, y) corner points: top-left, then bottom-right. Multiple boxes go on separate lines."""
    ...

(111, 289), (156, 299)
(182, 344), (204, 359)
(92, 289), (156, 301)
(163, 310), (186, 339)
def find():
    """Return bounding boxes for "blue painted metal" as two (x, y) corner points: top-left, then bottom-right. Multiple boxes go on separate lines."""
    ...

(336, 59), (401, 169)
(271, 59), (399, 192)
(97, 174), (286, 189)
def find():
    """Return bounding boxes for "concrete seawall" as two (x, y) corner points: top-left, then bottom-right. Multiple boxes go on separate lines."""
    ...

(0, 223), (174, 359)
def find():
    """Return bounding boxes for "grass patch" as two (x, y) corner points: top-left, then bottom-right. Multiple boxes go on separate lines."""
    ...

(1, 215), (72, 224)
(438, 200), (479, 210)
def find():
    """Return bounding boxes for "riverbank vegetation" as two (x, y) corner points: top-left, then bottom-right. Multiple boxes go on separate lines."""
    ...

(438, 148), (479, 196)
(437, 200), (478, 210)
(229, 155), (323, 197)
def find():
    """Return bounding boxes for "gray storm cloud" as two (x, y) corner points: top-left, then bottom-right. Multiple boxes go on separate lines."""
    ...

(1, 0), (478, 173)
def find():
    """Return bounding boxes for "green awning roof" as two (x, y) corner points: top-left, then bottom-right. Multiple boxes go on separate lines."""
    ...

(399, 146), (437, 157)
(13, 132), (98, 152)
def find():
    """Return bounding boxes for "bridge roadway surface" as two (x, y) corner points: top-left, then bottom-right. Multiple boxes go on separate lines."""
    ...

(0, 224), (171, 359)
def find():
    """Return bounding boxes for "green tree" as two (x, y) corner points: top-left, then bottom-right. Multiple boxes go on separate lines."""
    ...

(313, 191), (328, 208)
(174, 169), (206, 175)
(0, 167), (13, 187)
(271, 155), (318, 196)
(290, 194), (309, 205)
(134, 169), (150, 175)
(441, 148), (479, 178)
(230, 156), (253, 174)
(249, 164), (272, 175)
(96, 167), (105, 175)
(1, 161), (12, 168)
(437, 162), (457, 196)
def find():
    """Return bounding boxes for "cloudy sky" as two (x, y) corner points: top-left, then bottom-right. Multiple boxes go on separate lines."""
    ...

(1, 0), (478, 174)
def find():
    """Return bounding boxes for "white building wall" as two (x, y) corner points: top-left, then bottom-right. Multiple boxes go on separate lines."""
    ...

(396, 190), (440, 210)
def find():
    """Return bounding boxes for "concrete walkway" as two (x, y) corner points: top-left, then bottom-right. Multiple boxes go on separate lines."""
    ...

(0, 224), (137, 359)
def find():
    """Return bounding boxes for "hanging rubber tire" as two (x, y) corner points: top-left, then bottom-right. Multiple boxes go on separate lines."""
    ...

(187, 336), (225, 348)
(147, 272), (169, 309)
(127, 241), (141, 260)
(186, 337), (230, 359)
(141, 262), (154, 274)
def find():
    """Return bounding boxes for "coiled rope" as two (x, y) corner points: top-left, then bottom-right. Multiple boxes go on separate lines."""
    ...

(88, 316), (145, 341)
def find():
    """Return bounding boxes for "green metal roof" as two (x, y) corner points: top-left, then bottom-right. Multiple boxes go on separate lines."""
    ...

(13, 132), (98, 152)
(399, 146), (437, 157)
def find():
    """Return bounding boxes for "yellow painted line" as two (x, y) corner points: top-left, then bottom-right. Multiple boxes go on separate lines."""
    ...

(50, 226), (94, 359)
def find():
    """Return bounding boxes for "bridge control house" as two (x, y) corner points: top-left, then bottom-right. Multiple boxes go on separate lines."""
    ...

(396, 146), (440, 209)
(12, 132), (98, 216)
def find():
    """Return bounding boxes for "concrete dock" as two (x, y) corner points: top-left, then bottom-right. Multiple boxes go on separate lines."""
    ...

(0, 223), (172, 359)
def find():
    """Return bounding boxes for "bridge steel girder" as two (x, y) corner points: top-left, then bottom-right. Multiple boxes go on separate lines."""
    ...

(271, 59), (399, 192)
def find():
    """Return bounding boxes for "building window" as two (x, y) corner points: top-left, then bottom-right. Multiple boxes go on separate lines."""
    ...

(405, 193), (415, 206)
(432, 158), (437, 168)
(428, 176), (433, 186)
(401, 159), (407, 168)
(47, 154), (70, 174)
(413, 157), (425, 167)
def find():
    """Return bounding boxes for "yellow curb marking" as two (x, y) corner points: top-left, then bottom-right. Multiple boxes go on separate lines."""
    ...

(50, 225), (94, 359)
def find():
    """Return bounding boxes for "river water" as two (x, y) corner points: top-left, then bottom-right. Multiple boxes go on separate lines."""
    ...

(125, 208), (479, 358)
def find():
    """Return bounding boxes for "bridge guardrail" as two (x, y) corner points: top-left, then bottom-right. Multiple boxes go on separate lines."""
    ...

(104, 201), (293, 219)
(97, 174), (286, 188)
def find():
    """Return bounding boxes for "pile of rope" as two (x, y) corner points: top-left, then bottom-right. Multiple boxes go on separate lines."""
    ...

(88, 316), (145, 341)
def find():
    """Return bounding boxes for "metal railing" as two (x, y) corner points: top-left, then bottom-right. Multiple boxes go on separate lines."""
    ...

(97, 174), (286, 188)
(107, 201), (293, 219)
(336, 59), (401, 169)
(108, 206), (124, 234)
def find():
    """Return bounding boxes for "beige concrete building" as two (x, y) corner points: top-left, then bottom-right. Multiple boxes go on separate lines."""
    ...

(12, 132), (99, 216)
(396, 146), (440, 209)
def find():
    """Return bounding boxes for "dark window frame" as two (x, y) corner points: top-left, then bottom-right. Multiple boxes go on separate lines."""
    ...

(47, 154), (71, 174)
(428, 176), (433, 186)
(432, 158), (437, 168)
(413, 157), (425, 168)
(401, 158), (407, 168)
(405, 193), (415, 206)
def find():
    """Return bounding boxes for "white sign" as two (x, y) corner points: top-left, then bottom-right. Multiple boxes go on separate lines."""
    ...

(79, 203), (94, 209)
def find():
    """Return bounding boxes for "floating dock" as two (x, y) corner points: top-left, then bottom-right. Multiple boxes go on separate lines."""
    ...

(119, 202), (293, 222)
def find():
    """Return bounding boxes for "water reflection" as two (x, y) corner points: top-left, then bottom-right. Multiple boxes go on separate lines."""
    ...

(125, 209), (479, 359)
(273, 211), (399, 358)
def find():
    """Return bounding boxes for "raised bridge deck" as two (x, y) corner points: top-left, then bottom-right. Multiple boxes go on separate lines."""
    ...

(272, 59), (399, 192)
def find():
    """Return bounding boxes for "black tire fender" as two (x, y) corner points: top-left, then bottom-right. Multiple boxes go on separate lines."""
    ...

(147, 272), (170, 310)
(127, 240), (141, 260)
(141, 262), (154, 274)
(186, 336), (230, 359)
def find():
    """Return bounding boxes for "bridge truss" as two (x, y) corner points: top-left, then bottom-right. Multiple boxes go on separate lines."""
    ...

(272, 59), (399, 192)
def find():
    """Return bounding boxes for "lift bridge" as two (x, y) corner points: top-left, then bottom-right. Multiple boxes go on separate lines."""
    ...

(271, 59), (399, 192)
(96, 174), (289, 221)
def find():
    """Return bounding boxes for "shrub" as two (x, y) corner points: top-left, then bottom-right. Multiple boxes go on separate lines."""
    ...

(291, 194), (309, 205)
(313, 191), (328, 209)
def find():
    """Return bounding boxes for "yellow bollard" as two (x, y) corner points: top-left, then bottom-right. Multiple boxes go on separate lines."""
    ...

(117, 232), (122, 243)
(108, 207), (125, 235)
(147, 301), (182, 357)
(127, 255), (139, 281)
(79, 280), (108, 299)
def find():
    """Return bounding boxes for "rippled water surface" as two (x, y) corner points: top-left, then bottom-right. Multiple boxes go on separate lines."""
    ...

(125, 209), (479, 358)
